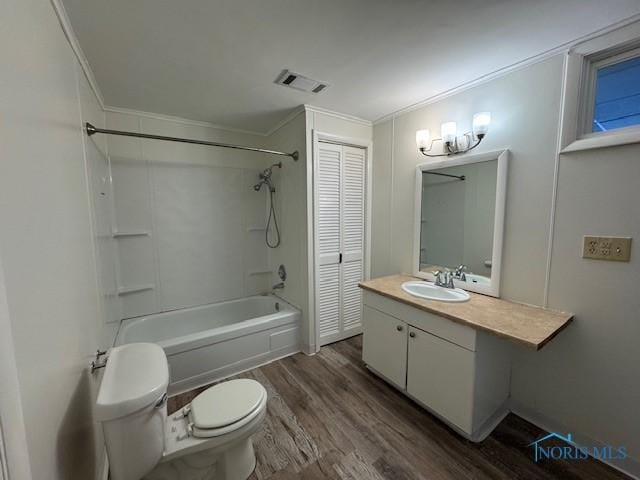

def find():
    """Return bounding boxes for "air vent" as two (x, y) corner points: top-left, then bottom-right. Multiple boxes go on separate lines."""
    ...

(275, 70), (330, 94)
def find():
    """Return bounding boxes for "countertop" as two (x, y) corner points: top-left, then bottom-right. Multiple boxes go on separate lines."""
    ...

(359, 274), (573, 350)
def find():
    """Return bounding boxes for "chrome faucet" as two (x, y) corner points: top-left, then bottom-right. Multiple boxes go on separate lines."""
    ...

(272, 282), (285, 290)
(454, 264), (467, 282)
(433, 270), (455, 289)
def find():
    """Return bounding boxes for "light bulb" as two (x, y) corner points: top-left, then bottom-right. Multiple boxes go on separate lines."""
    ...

(415, 129), (431, 150)
(472, 112), (491, 138)
(441, 122), (457, 144)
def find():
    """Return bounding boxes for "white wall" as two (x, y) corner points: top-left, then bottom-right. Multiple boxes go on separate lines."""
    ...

(372, 52), (640, 473)
(374, 56), (563, 305)
(105, 111), (275, 319)
(0, 0), (113, 478)
(265, 111), (309, 349)
(0, 258), (31, 480)
(80, 67), (121, 346)
(511, 142), (640, 473)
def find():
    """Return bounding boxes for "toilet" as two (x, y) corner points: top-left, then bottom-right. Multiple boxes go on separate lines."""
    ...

(96, 343), (267, 480)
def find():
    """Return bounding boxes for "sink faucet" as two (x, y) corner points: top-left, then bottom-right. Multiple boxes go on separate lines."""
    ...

(433, 270), (455, 289)
(454, 265), (467, 282)
(272, 282), (285, 290)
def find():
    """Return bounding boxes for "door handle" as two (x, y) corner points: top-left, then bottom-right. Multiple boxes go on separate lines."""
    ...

(409, 331), (416, 338)
(339, 253), (343, 264)
(396, 325), (403, 332)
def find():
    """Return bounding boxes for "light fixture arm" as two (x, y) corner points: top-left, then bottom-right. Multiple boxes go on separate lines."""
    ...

(419, 132), (485, 158)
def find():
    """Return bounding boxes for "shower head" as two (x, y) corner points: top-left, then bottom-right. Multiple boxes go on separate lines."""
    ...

(259, 162), (282, 179)
(254, 162), (282, 193)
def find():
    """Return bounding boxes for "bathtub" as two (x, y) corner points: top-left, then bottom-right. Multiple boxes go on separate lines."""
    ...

(115, 295), (301, 395)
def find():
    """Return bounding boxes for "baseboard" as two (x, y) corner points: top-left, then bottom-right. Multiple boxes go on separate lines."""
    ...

(471, 401), (511, 442)
(302, 343), (317, 355)
(168, 345), (301, 396)
(510, 400), (640, 479)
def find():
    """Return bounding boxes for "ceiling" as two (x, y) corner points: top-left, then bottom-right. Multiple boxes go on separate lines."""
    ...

(62, 0), (640, 134)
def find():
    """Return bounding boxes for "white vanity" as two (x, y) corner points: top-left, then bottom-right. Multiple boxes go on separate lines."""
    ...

(360, 150), (573, 441)
(362, 288), (510, 441)
(360, 275), (573, 442)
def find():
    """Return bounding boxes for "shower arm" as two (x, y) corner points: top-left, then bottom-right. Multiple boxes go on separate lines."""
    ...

(86, 123), (299, 161)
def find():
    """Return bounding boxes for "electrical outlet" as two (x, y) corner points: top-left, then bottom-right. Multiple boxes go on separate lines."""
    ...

(582, 236), (632, 262)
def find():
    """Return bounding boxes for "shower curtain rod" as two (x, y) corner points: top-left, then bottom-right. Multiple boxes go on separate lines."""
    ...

(85, 123), (299, 161)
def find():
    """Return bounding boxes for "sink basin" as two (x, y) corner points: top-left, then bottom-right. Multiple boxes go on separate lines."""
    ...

(401, 281), (470, 303)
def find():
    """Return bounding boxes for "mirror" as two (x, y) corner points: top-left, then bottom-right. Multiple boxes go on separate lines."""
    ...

(413, 150), (508, 297)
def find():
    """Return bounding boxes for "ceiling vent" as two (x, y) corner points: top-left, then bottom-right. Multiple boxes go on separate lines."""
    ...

(275, 70), (329, 94)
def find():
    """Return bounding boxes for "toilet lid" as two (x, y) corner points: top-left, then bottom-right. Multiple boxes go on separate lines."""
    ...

(190, 379), (266, 429)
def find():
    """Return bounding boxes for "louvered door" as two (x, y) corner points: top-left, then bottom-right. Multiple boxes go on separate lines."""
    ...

(315, 141), (366, 346)
(340, 146), (365, 335)
(316, 142), (342, 341)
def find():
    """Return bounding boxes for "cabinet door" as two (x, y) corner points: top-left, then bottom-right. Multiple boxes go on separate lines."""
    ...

(407, 326), (475, 433)
(362, 306), (407, 389)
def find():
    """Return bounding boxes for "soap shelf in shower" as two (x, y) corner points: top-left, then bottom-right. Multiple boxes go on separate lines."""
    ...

(248, 270), (273, 276)
(117, 284), (155, 295)
(113, 230), (151, 238)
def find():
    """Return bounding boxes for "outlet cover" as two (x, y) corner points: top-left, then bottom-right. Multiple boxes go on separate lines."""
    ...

(582, 236), (632, 262)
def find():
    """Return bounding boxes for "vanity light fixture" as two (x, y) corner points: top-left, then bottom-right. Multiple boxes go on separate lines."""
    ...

(416, 112), (491, 157)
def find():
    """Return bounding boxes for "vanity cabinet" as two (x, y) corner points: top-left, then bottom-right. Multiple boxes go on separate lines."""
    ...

(362, 290), (511, 441)
(406, 326), (475, 433)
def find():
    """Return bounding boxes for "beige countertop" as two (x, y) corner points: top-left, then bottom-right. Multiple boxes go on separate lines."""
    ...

(359, 274), (573, 350)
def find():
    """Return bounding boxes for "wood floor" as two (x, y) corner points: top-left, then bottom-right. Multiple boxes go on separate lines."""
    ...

(168, 336), (629, 480)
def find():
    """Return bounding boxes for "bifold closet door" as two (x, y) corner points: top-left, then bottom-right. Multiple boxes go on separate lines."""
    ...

(316, 142), (342, 343)
(316, 141), (365, 346)
(340, 146), (365, 335)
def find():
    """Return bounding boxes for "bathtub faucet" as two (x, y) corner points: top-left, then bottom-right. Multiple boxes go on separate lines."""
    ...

(272, 282), (285, 290)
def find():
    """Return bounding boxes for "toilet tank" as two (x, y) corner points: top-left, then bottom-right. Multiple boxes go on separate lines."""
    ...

(96, 343), (170, 480)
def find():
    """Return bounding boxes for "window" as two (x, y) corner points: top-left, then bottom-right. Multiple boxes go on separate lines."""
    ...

(560, 23), (640, 153)
(590, 49), (640, 133)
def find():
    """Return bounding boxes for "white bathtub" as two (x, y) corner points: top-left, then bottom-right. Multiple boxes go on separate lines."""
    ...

(115, 295), (301, 395)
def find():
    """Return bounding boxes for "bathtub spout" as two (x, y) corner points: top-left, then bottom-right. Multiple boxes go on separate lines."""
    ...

(272, 282), (285, 290)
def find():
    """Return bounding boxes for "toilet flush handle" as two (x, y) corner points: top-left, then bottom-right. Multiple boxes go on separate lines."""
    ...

(155, 393), (168, 409)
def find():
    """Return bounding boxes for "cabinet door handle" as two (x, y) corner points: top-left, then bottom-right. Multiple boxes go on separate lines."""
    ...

(409, 331), (416, 338)
(396, 325), (403, 332)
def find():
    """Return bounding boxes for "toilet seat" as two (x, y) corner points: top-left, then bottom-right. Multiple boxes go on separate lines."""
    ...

(187, 379), (267, 438)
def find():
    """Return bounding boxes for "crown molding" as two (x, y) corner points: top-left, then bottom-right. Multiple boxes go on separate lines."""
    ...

(266, 104), (373, 137)
(303, 105), (373, 127)
(264, 106), (308, 136)
(103, 106), (269, 137)
(373, 14), (640, 125)
(49, 0), (104, 108)
(102, 104), (373, 139)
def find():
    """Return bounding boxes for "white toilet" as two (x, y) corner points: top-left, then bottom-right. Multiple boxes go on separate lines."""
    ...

(96, 343), (267, 480)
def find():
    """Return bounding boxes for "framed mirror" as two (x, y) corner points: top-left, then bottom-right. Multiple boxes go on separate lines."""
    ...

(413, 149), (508, 297)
